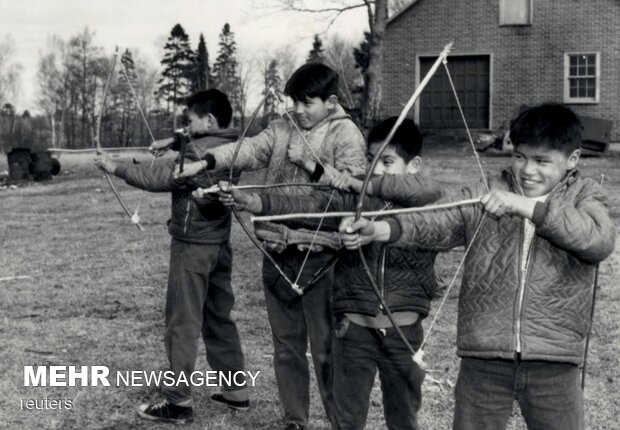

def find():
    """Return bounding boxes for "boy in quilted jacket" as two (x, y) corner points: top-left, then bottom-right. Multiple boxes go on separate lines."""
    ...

(94, 89), (248, 424)
(175, 63), (366, 430)
(340, 103), (616, 430)
(219, 118), (443, 430)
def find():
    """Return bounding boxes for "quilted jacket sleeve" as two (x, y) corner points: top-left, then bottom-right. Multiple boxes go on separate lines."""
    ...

(318, 120), (367, 185)
(207, 125), (275, 172)
(370, 174), (445, 207)
(533, 178), (616, 264)
(392, 182), (485, 251)
(115, 157), (216, 192)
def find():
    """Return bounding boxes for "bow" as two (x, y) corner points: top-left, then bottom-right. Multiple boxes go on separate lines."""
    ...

(350, 41), (491, 367)
(95, 47), (144, 230)
(227, 89), (338, 295)
(350, 42), (454, 363)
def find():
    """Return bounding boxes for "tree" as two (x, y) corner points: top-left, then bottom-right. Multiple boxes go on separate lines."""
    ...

(212, 23), (241, 119)
(0, 35), (22, 107)
(156, 24), (196, 116)
(265, 0), (390, 128)
(307, 34), (325, 63)
(193, 33), (212, 91)
(324, 34), (363, 112)
(111, 49), (139, 146)
(262, 59), (282, 125)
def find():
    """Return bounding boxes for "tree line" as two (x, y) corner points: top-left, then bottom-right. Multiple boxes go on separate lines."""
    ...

(0, 0), (407, 153)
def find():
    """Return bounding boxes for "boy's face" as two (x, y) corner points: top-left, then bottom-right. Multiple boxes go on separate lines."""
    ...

(292, 95), (336, 130)
(512, 144), (580, 197)
(368, 142), (421, 177)
(187, 111), (218, 135)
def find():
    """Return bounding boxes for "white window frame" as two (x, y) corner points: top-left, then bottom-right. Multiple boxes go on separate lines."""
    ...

(563, 52), (600, 104)
(499, 0), (532, 26)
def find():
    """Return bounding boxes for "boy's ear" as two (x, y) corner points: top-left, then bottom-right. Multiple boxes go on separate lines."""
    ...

(326, 94), (338, 110)
(206, 113), (219, 129)
(567, 149), (581, 170)
(407, 156), (422, 175)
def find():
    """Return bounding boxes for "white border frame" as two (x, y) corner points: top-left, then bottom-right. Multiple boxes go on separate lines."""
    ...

(414, 53), (494, 129)
(563, 52), (600, 104)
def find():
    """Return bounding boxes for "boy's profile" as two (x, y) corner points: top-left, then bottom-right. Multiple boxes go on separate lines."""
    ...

(95, 89), (249, 425)
(175, 62), (366, 430)
(341, 103), (616, 430)
(219, 117), (443, 430)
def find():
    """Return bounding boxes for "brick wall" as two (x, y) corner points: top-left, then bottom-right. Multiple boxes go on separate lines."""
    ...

(383, 0), (620, 140)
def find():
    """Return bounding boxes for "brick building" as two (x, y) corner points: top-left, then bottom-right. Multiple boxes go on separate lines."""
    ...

(382, 0), (620, 140)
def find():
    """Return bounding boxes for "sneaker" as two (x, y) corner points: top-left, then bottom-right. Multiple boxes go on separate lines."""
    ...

(136, 400), (194, 424)
(284, 424), (306, 430)
(210, 393), (250, 411)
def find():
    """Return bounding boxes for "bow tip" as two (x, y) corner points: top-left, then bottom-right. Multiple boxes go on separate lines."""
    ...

(412, 349), (426, 368)
(291, 283), (303, 295)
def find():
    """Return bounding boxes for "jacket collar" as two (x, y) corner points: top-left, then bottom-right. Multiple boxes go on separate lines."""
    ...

(501, 167), (580, 197)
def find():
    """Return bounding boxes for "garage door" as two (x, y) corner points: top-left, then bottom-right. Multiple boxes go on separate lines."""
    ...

(419, 55), (490, 129)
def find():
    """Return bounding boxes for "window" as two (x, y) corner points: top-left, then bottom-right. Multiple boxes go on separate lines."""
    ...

(499, 0), (532, 25)
(564, 53), (600, 104)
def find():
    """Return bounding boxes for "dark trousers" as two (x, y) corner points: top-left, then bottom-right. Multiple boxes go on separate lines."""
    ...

(162, 239), (246, 405)
(333, 317), (425, 430)
(453, 357), (584, 430)
(262, 248), (337, 427)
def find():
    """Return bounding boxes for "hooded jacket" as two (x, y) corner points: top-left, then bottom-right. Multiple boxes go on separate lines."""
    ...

(385, 170), (616, 365)
(114, 129), (239, 244)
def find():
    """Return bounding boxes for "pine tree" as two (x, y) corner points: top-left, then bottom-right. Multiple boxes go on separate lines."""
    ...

(193, 33), (211, 91)
(212, 23), (241, 115)
(112, 49), (138, 146)
(263, 59), (282, 125)
(307, 34), (325, 63)
(156, 24), (195, 115)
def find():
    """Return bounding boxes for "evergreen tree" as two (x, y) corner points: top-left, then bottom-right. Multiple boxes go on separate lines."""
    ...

(193, 33), (211, 91)
(307, 34), (325, 63)
(212, 23), (241, 118)
(263, 59), (282, 125)
(156, 24), (195, 115)
(112, 49), (138, 146)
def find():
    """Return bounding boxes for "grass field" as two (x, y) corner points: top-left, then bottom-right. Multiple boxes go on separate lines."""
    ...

(1, 146), (618, 430)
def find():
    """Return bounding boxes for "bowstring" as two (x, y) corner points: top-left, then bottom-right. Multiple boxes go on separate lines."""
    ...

(413, 56), (492, 361)
(118, 56), (159, 217)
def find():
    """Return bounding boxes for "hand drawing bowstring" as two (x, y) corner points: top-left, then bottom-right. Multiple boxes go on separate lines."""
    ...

(252, 42), (490, 366)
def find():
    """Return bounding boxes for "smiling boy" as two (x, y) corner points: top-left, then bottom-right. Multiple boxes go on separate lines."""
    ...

(340, 103), (616, 430)
(176, 63), (366, 430)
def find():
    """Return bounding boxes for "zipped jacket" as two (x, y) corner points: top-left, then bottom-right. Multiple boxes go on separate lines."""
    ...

(388, 170), (616, 364)
(201, 104), (366, 196)
(114, 130), (238, 244)
(259, 174), (444, 317)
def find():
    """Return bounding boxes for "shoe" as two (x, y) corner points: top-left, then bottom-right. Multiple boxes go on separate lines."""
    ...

(284, 424), (306, 430)
(210, 393), (250, 411)
(136, 400), (194, 424)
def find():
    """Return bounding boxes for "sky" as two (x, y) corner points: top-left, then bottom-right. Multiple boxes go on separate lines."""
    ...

(0, 0), (369, 113)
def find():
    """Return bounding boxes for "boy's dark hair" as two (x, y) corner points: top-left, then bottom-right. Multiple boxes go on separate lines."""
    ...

(185, 89), (232, 128)
(367, 117), (423, 162)
(284, 63), (339, 102)
(510, 103), (582, 154)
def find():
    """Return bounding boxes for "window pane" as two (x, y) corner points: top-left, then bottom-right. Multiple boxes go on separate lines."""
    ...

(500, 0), (530, 24)
(586, 55), (596, 65)
(587, 66), (595, 76)
(586, 78), (596, 97)
(570, 56), (578, 67)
